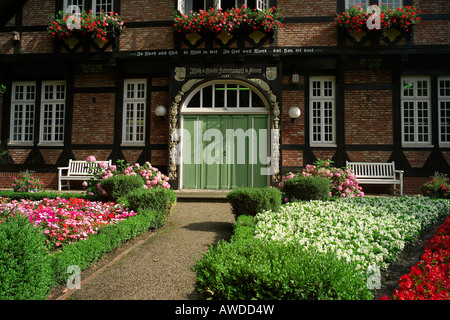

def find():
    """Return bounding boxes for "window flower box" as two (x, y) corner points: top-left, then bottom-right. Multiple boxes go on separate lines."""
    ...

(47, 10), (125, 43)
(173, 5), (283, 47)
(333, 4), (421, 44)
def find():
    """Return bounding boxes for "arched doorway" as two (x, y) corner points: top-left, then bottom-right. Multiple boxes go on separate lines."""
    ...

(179, 79), (271, 189)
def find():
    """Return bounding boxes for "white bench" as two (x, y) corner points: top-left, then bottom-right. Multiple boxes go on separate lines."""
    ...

(346, 161), (404, 195)
(58, 159), (112, 191)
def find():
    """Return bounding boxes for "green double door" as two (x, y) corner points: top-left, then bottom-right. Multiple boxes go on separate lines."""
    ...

(183, 114), (269, 189)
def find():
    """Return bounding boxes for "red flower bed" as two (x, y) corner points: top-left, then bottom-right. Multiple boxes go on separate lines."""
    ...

(381, 216), (450, 300)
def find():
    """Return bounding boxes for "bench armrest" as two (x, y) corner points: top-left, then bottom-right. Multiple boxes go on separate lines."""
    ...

(58, 167), (69, 175)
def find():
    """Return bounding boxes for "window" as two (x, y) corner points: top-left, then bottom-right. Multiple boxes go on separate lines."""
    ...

(185, 82), (266, 110)
(10, 81), (67, 146)
(123, 79), (146, 145)
(382, 0), (403, 9)
(345, 0), (369, 9)
(401, 77), (432, 146)
(439, 77), (450, 146)
(92, 0), (114, 14)
(10, 82), (36, 144)
(309, 77), (336, 146)
(64, 0), (85, 13)
(177, 0), (267, 14)
(344, 1), (403, 10)
(63, 0), (114, 14)
(40, 81), (66, 145)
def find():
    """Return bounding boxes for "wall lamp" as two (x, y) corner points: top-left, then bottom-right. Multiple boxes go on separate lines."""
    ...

(12, 31), (20, 43)
(291, 69), (299, 83)
(155, 105), (167, 121)
(288, 107), (301, 123)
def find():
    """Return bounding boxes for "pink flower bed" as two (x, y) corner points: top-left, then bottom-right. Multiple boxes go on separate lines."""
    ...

(0, 197), (137, 250)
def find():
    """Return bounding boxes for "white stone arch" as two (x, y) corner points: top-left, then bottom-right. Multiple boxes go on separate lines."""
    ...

(168, 77), (281, 184)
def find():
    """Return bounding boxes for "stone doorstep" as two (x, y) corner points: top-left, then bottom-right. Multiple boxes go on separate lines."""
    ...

(175, 189), (230, 202)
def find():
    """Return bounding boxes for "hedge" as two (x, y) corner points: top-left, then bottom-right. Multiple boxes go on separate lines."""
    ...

(282, 175), (330, 202)
(0, 215), (54, 300)
(193, 238), (373, 300)
(226, 187), (282, 218)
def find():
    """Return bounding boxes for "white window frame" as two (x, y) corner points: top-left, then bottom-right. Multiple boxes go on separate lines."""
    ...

(439, 76), (450, 147)
(182, 80), (268, 114)
(9, 82), (36, 145)
(39, 81), (66, 146)
(401, 77), (432, 147)
(122, 79), (147, 146)
(345, 0), (369, 9)
(63, 0), (85, 13)
(63, 0), (114, 14)
(309, 76), (336, 147)
(177, 0), (267, 14)
(381, 0), (403, 9)
(92, 0), (114, 14)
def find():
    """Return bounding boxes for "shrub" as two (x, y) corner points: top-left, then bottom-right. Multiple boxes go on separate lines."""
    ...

(193, 238), (373, 300)
(0, 215), (54, 300)
(226, 187), (282, 218)
(125, 188), (177, 227)
(421, 172), (450, 199)
(84, 157), (171, 197)
(0, 190), (104, 202)
(282, 175), (330, 202)
(231, 215), (256, 242)
(100, 174), (145, 201)
(281, 159), (364, 199)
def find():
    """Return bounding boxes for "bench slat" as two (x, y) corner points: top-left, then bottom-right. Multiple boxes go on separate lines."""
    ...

(58, 159), (111, 191)
(346, 161), (403, 195)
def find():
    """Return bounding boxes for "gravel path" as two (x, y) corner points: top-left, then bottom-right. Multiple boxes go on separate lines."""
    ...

(53, 201), (234, 300)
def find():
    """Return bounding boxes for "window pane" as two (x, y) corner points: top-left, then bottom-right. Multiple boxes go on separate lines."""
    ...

(382, 0), (403, 9)
(441, 101), (450, 143)
(214, 84), (225, 108)
(220, 0), (236, 10)
(345, 0), (369, 9)
(66, 0), (84, 12)
(94, 0), (113, 13)
(440, 80), (450, 97)
(203, 85), (213, 108)
(189, 90), (201, 107)
(312, 81), (321, 97)
(41, 82), (65, 143)
(11, 82), (36, 143)
(239, 87), (250, 108)
(226, 84), (237, 108)
(251, 91), (265, 108)
(403, 80), (414, 97)
(123, 80), (146, 143)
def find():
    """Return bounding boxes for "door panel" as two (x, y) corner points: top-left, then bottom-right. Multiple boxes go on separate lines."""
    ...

(182, 114), (268, 189)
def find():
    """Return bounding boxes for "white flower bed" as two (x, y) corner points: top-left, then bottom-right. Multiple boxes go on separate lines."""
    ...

(254, 197), (449, 271)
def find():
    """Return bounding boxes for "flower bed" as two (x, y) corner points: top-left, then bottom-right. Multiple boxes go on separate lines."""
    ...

(381, 215), (450, 300)
(0, 197), (136, 250)
(254, 197), (449, 271)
